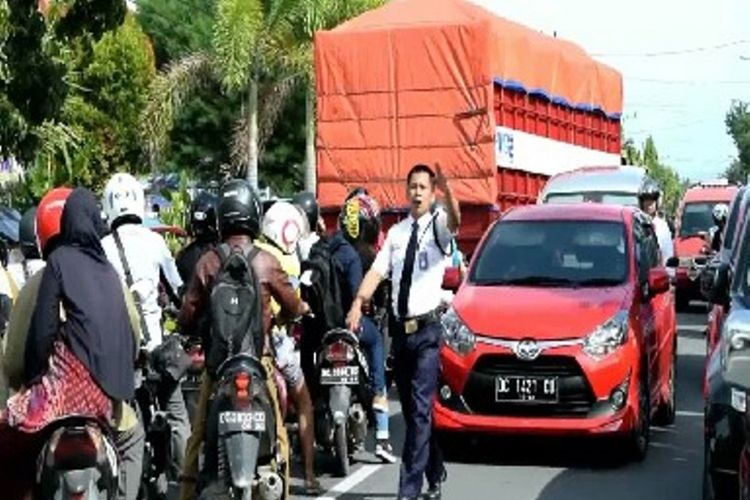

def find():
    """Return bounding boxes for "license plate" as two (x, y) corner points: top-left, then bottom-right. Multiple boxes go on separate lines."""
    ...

(218, 411), (266, 433)
(320, 366), (359, 385)
(495, 376), (559, 403)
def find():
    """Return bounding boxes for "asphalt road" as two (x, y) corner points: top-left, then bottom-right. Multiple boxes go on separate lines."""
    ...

(289, 308), (709, 500)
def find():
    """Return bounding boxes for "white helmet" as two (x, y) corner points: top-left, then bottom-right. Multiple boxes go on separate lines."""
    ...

(261, 201), (309, 255)
(102, 173), (145, 227)
(713, 203), (729, 223)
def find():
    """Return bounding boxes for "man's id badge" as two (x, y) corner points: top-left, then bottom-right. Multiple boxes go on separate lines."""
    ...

(418, 250), (428, 271)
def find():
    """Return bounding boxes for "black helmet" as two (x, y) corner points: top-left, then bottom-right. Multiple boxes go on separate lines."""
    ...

(218, 179), (262, 238)
(188, 191), (218, 241)
(292, 191), (319, 232)
(638, 178), (661, 201)
(19, 206), (39, 260)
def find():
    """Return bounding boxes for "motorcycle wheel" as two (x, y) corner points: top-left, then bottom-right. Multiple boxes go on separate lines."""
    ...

(334, 422), (350, 477)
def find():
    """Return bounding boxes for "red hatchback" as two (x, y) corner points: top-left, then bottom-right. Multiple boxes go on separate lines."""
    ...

(436, 204), (677, 460)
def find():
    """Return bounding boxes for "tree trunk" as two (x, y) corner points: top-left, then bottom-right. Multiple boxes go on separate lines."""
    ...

(246, 79), (260, 190)
(304, 86), (316, 193)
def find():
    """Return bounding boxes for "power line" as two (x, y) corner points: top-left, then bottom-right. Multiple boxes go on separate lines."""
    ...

(592, 39), (750, 57)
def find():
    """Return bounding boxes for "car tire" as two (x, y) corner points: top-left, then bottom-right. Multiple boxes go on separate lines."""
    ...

(623, 362), (650, 462)
(703, 438), (716, 500)
(654, 342), (677, 426)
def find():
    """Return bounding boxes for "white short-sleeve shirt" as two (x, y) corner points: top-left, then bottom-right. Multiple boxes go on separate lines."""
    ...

(372, 209), (454, 319)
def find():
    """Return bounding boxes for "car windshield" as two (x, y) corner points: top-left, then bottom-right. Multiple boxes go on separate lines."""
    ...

(679, 202), (717, 237)
(470, 220), (628, 287)
(545, 192), (639, 207)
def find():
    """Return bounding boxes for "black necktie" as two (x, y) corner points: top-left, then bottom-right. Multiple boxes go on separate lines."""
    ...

(398, 221), (419, 319)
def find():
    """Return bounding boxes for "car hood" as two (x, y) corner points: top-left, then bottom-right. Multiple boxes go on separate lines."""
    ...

(675, 235), (706, 258)
(452, 284), (632, 339)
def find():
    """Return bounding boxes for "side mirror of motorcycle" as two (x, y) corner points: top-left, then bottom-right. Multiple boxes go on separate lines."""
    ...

(442, 267), (461, 292)
(665, 256), (679, 268)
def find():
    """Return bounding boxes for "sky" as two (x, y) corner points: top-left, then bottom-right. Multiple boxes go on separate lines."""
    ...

(468, 0), (750, 182)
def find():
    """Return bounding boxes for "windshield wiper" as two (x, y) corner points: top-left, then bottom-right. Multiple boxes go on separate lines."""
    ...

(574, 278), (623, 287)
(476, 276), (578, 287)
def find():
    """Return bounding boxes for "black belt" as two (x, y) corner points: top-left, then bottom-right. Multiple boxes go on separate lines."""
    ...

(398, 308), (442, 335)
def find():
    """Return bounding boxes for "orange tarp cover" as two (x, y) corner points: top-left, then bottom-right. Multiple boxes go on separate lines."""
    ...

(314, 0), (623, 209)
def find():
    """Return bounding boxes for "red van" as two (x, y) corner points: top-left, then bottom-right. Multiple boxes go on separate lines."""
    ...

(674, 181), (738, 309)
(436, 204), (677, 460)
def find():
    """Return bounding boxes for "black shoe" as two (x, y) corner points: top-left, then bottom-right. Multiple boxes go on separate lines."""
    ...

(425, 483), (441, 500)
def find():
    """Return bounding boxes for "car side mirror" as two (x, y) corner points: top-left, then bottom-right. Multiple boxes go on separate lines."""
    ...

(442, 267), (461, 292)
(648, 268), (670, 295)
(710, 263), (731, 305)
(665, 256), (679, 268)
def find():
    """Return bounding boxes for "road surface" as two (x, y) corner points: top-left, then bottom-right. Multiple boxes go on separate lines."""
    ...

(289, 309), (708, 500)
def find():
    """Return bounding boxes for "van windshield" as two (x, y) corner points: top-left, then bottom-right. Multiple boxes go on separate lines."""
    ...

(679, 202), (717, 237)
(545, 192), (639, 207)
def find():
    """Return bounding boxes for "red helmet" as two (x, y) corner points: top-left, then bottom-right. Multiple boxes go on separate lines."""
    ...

(36, 187), (73, 254)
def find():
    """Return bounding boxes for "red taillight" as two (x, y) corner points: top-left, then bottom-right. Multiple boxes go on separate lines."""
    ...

(325, 341), (354, 364)
(235, 372), (251, 400)
(52, 429), (98, 469)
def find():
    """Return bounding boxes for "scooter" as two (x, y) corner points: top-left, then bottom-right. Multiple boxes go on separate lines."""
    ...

(198, 353), (287, 500)
(313, 328), (371, 477)
(35, 416), (119, 499)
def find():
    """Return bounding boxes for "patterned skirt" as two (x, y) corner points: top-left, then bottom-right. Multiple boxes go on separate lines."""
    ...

(1, 341), (112, 433)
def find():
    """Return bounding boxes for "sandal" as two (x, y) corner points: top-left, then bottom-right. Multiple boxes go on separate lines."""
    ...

(304, 478), (324, 496)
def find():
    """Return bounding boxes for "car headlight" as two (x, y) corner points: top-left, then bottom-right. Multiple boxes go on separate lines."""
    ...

(583, 311), (629, 359)
(722, 321), (750, 354)
(441, 307), (475, 356)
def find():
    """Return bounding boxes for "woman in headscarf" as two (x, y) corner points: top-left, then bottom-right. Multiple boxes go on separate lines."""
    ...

(3, 187), (136, 432)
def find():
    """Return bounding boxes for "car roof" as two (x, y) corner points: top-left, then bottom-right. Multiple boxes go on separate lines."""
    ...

(502, 203), (631, 223)
(682, 183), (738, 203)
(540, 165), (647, 196)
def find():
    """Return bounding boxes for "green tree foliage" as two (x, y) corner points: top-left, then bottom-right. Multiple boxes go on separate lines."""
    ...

(624, 136), (686, 217)
(24, 14), (156, 197)
(725, 100), (750, 183)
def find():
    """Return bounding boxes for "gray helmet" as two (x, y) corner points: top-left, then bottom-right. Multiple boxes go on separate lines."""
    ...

(638, 178), (661, 201)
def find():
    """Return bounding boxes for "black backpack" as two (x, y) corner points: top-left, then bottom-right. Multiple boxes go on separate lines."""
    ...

(205, 243), (264, 376)
(301, 237), (348, 332)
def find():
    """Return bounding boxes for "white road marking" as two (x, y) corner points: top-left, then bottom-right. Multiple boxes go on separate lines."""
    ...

(316, 464), (383, 500)
(679, 325), (706, 333)
(676, 410), (703, 417)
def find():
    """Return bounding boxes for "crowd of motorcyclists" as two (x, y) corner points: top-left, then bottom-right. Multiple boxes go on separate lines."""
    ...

(0, 171), (420, 500)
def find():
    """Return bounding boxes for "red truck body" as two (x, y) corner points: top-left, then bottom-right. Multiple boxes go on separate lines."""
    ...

(315, 0), (623, 255)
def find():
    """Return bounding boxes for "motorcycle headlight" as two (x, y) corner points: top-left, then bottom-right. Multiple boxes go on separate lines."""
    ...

(441, 307), (475, 356)
(583, 311), (629, 359)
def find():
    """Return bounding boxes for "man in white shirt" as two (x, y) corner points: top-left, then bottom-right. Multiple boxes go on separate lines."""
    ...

(100, 172), (187, 493)
(346, 163), (460, 500)
(638, 179), (674, 266)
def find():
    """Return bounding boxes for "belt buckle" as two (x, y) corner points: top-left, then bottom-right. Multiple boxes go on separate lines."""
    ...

(404, 319), (419, 335)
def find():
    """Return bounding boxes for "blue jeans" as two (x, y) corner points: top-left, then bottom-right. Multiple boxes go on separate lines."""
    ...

(359, 316), (386, 396)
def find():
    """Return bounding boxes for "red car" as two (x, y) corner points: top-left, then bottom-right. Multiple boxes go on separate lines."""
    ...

(673, 181), (738, 310)
(436, 203), (677, 460)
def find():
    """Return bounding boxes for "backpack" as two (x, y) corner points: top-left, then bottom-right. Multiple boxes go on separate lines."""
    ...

(300, 237), (348, 332)
(205, 243), (264, 376)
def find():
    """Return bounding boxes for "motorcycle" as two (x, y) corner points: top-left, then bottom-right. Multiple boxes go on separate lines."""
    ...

(198, 353), (287, 500)
(313, 328), (371, 477)
(35, 416), (119, 499)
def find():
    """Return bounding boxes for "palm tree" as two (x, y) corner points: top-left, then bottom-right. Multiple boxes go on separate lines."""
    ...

(141, 0), (304, 190)
(291, 0), (386, 192)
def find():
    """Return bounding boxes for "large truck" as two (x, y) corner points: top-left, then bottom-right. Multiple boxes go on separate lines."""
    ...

(314, 0), (623, 255)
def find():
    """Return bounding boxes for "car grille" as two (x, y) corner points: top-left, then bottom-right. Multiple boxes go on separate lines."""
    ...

(462, 354), (596, 418)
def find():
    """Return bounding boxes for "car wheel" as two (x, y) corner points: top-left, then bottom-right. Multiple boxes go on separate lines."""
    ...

(623, 362), (650, 462)
(654, 343), (677, 426)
